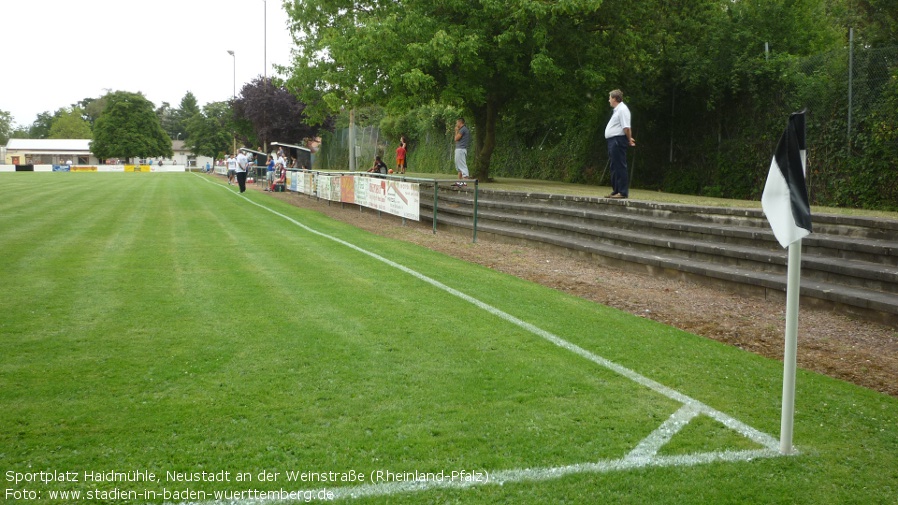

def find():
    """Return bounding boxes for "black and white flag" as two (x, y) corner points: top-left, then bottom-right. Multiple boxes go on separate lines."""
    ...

(762, 111), (812, 248)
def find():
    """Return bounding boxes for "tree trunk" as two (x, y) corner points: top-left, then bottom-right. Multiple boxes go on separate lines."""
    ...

(472, 97), (499, 181)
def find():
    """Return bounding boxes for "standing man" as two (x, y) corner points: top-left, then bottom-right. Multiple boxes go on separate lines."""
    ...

(604, 89), (635, 199)
(226, 154), (237, 185)
(235, 149), (249, 193)
(265, 155), (275, 191)
(454, 118), (470, 187)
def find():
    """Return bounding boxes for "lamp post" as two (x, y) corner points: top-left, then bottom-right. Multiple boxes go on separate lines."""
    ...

(227, 50), (236, 153)
(227, 50), (236, 98)
(263, 0), (267, 80)
(262, 0), (268, 153)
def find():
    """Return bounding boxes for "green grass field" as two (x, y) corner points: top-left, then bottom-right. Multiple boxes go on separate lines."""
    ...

(1, 173), (896, 504)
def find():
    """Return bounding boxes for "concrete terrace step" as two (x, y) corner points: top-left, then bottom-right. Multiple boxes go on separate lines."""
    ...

(427, 195), (898, 291)
(436, 190), (898, 254)
(420, 188), (898, 326)
(485, 190), (898, 240)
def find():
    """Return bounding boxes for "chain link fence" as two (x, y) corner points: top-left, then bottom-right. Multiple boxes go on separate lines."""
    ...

(317, 125), (457, 174)
(637, 42), (898, 207)
(313, 43), (897, 208)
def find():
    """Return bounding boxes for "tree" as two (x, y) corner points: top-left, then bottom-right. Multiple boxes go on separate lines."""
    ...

(49, 108), (92, 139)
(285, 0), (627, 180)
(233, 77), (333, 151)
(156, 101), (180, 140)
(0, 110), (13, 145)
(73, 97), (106, 128)
(185, 101), (233, 161)
(27, 111), (58, 139)
(176, 92), (201, 142)
(91, 91), (173, 161)
(832, 0), (898, 46)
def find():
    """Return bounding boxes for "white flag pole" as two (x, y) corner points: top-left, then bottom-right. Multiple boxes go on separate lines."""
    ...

(780, 239), (803, 454)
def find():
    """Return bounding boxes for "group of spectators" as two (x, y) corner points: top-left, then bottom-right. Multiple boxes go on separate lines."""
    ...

(225, 151), (252, 193)
(212, 90), (635, 197)
(220, 133), (418, 193)
(264, 147), (295, 192)
(367, 136), (408, 175)
(221, 146), (314, 193)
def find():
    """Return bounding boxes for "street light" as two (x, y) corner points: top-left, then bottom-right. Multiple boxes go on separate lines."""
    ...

(262, 0), (268, 153)
(263, 0), (267, 80)
(227, 50), (236, 153)
(227, 50), (236, 98)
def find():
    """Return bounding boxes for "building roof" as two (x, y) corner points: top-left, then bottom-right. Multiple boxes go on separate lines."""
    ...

(241, 148), (267, 157)
(271, 141), (311, 153)
(6, 139), (92, 152)
(7, 138), (191, 156)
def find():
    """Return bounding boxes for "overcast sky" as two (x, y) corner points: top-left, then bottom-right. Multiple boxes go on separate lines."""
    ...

(1, 0), (295, 128)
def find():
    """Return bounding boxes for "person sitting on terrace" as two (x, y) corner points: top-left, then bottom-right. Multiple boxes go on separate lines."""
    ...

(367, 156), (388, 174)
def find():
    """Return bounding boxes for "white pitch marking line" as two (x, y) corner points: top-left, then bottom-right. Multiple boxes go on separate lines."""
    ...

(187, 175), (788, 503)
(315, 448), (782, 501)
(627, 404), (701, 460)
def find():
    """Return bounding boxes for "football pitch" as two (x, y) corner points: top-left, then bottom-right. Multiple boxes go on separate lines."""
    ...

(1, 173), (896, 504)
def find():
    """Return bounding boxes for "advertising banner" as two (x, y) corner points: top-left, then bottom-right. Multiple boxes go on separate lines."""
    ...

(387, 180), (420, 221)
(283, 172), (420, 221)
(298, 172), (314, 195)
(316, 174), (342, 202)
(355, 176), (420, 221)
(340, 176), (355, 204)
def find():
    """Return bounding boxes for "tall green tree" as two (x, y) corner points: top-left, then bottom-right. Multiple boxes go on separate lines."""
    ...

(27, 111), (59, 139)
(156, 102), (180, 140)
(185, 101), (233, 161)
(48, 108), (92, 139)
(831, 0), (898, 45)
(176, 92), (201, 142)
(73, 97), (106, 128)
(285, 0), (631, 180)
(91, 91), (173, 161)
(0, 110), (13, 145)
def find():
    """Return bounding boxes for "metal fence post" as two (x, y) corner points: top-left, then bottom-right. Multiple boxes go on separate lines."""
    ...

(847, 27), (854, 148)
(472, 180), (479, 243)
(433, 183), (439, 234)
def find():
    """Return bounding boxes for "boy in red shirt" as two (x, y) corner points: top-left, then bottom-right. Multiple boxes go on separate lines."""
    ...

(395, 141), (407, 174)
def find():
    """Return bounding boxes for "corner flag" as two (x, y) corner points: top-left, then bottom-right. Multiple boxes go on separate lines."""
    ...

(762, 111), (811, 455)
(761, 111), (811, 248)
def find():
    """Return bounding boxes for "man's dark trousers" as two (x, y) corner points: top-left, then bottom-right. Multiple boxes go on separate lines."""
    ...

(236, 171), (248, 193)
(607, 135), (629, 197)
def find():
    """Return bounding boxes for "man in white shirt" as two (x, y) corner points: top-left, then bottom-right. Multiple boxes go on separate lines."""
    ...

(276, 153), (286, 171)
(235, 150), (249, 193)
(604, 89), (636, 199)
(226, 154), (237, 185)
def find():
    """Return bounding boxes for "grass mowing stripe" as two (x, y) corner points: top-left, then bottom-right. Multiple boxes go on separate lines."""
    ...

(3, 176), (674, 472)
(182, 175), (785, 502)
(218, 176), (780, 446)
(1, 177), (164, 344)
(4, 174), (895, 505)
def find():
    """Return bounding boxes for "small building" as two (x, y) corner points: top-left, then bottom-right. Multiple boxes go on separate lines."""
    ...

(3, 138), (212, 169)
(173, 140), (213, 169)
(4, 139), (96, 165)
